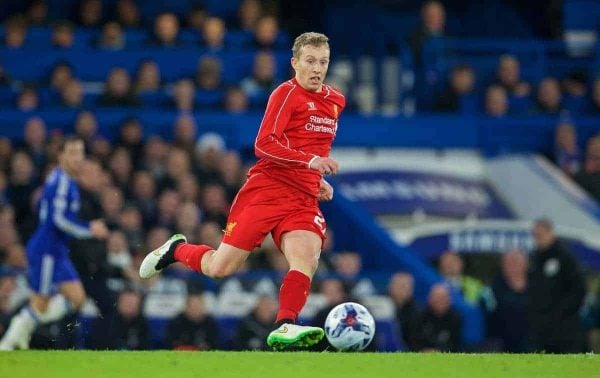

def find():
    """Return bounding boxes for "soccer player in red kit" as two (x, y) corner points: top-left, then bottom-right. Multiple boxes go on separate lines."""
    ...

(139, 32), (345, 350)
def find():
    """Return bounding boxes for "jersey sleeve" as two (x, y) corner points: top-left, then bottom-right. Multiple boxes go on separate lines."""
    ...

(254, 84), (318, 168)
(52, 173), (92, 238)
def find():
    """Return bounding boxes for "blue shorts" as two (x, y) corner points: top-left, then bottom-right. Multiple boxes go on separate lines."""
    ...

(26, 245), (80, 296)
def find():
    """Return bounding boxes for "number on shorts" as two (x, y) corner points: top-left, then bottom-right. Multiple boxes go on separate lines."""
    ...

(313, 215), (326, 233)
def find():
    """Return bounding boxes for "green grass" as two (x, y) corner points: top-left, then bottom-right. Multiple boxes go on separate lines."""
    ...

(0, 351), (598, 378)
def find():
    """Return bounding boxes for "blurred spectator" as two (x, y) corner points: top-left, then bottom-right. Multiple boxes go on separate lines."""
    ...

(237, 0), (262, 32)
(241, 51), (277, 106)
(116, 0), (141, 28)
(134, 60), (161, 93)
(433, 64), (476, 113)
(534, 77), (562, 115)
(3, 16), (27, 49)
(201, 183), (228, 226)
(553, 121), (580, 176)
(117, 118), (143, 164)
(488, 250), (529, 352)
(22, 116), (47, 168)
(251, 15), (281, 50)
(388, 272), (421, 351)
(94, 289), (149, 350)
(74, 110), (99, 147)
(161, 147), (191, 190)
(26, 0), (49, 26)
(106, 230), (137, 283)
(108, 147), (133, 192)
(70, 159), (113, 319)
(90, 135), (112, 162)
(6, 151), (38, 238)
(101, 186), (124, 229)
(194, 133), (225, 182)
(77, 0), (103, 28)
(175, 201), (201, 238)
(495, 55), (531, 98)
(408, 1), (446, 65)
(49, 62), (74, 93)
(310, 278), (351, 351)
(165, 293), (219, 350)
(416, 283), (461, 352)
(201, 17), (226, 51)
(196, 57), (223, 90)
(173, 114), (197, 155)
(60, 78), (85, 108)
(99, 68), (139, 107)
(171, 79), (196, 112)
(16, 86), (39, 112)
(177, 173), (201, 205)
(219, 151), (244, 201)
(156, 189), (180, 230)
(0, 138), (13, 172)
(233, 295), (277, 350)
(186, 4), (207, 31)
(439, 251), (489, 307)
(130, 170), (157, 227)
(529, 219), (586, 353)
(196, 221), (222, 249)
(119, 205), (144, 251)
(141, 136), (168, 180)
(484, 85), (508, 117)
(51, 20), (75, 49)
(97, 21), (125, 50)
(152, 12), (180, 47)
(562, 71), (588, 114)
(224, 86), (249, 113)
(574, 136), (600, 201)
(333, 251), (376, 298)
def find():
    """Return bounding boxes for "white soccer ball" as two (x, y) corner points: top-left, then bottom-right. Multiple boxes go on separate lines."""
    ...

(324, 302), (376, 351)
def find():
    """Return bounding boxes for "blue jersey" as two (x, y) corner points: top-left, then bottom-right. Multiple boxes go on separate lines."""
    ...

(26, 167), (92, 294)
(27, 167), (92, 256)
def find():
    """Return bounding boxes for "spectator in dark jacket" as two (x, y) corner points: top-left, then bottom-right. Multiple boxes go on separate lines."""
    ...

(388, 272), (422, 351)
(93, 289), (150, 350)
(489, 250), (529, 352)
(433, 65), (476, 113)
(574, 136), (600, 202)
(408, 1), (446, 66)
(165, 293), (219, 350)
(416, 283), (462, 352)
(234, 295), (278, 350)
(528, 219), (586, 353)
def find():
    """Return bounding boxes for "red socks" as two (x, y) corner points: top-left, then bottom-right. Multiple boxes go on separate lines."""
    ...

(276, 270), (311, 323)
(174, 243), (213, 273)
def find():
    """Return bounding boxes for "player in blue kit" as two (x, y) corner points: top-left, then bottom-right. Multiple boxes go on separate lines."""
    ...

(0, 136), (108, 351)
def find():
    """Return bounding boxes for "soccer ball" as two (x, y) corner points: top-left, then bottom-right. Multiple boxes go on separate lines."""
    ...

(324, 302), (376, 351)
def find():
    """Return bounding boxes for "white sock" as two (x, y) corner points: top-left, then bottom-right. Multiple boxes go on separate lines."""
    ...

(0, 306), (38, 350)
(36, 295), (72, 324)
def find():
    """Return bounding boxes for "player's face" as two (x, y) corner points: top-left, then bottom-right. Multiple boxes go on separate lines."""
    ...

(60, 140), (85, 175)
(292, 44), (330, 92)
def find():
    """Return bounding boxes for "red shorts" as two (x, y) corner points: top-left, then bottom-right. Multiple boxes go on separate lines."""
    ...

(222, 172), (326, 252)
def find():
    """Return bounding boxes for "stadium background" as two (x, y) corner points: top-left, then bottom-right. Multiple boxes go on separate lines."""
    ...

(0, 0), (599, 353)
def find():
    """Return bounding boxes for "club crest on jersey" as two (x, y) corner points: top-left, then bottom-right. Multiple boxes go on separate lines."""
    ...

(223, 221), (237, 236)
(307, 101), (317, 111)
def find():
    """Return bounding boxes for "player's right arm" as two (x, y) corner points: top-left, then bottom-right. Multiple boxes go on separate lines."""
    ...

(254, 84), (319, 168)
(50, 172), (107, 239)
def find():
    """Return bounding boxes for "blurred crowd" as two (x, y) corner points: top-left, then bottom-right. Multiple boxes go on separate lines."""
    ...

(1, 115), (600, 352)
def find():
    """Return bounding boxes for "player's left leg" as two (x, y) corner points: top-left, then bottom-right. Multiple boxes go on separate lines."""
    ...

(267, 230), (325, 350)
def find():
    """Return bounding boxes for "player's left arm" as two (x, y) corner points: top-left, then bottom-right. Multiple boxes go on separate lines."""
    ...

(52, 176), (92, 238)
(318, 178), (334, 201)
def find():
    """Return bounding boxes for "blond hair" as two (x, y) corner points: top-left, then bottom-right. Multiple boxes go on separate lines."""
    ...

(292, 32), (329, 59)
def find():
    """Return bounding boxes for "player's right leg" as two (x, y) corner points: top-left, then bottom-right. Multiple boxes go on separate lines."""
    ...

(139, 236), (251, 279)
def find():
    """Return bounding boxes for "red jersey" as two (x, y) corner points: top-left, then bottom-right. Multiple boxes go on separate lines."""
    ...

(249, 77), (346, 197)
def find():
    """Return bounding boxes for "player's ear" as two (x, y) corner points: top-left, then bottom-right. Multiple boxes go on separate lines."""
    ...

(291, 57), (297, 70)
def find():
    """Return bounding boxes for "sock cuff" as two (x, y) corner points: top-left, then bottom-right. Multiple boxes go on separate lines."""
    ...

(24, 305), (41, 325)
(285, 269), (311, 284)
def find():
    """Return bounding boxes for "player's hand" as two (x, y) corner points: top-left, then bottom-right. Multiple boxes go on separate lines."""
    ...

(319, 179), (334, 201)
(310, 157), (339, 175)
(90, 219), (109, 239)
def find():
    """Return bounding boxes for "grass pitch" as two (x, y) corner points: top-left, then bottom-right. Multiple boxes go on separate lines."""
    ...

(0, 351), (598, 378)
